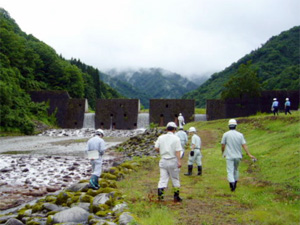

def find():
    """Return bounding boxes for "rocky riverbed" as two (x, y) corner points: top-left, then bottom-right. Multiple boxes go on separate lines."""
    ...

(0, 129), (146, 211)
(0, 128), (162, 224)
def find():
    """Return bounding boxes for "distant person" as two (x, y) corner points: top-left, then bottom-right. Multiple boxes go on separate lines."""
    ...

(221, 119), (256, 192)
(271, 98), (279, 115)
(155, 122), (183, 202)
(176, 128), (188, 158)
(178, 113), (185, 129)
(184, 127), (202, 176)
(86, 129), (106, 190)
(284, 98), (291, 115)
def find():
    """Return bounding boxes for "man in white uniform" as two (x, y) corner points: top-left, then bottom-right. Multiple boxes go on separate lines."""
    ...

(221, 119), (256, 191)
(86, 129), (106, 190)
(155, 122), (183, 202)
(184, 127), (202, 176)
(177, 113), (185, 129)
(176, 128), (188, 158)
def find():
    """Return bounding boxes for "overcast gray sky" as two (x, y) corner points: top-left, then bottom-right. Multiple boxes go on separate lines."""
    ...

(1, 0), (299, 78)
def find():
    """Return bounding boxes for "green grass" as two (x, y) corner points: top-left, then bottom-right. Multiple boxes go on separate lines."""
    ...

(195, 108), (206, 114)
(118, 112), (300, 225)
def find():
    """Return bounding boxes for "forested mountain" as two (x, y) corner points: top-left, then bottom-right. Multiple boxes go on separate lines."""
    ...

(182, 26), (300, 107)
(0, 8), (122, 133)
(104, 68), (199, 108)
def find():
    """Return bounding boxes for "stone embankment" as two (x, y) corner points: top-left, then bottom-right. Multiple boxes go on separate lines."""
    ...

(0, 128), (163, 225)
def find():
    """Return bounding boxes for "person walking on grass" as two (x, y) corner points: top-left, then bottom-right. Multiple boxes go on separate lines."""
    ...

(155, 122), (183, 202)
(184, 127), (202, 176)
(285, 98), (292, 115)
(221, 119), (256, 192)
(176, 128), (188, 158)
(271, 98), (279, 115)
(86, 129), (106, 190)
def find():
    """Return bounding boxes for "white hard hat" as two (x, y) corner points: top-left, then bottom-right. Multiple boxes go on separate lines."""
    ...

(286, 98), (289, 101)
(228, 119), (237, 126)
(179, 113), (182, 116)
(189, 127), (196, 132)
(95, 129), (104, 136)
(166, 122), (177, 128)
(273, 98), (277, 101)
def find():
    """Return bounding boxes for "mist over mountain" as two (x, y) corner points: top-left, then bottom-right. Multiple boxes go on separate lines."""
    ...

(102, 68), (199, 108)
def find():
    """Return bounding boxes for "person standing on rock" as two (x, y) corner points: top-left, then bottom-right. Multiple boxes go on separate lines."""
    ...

(178, 113), (185, 129)
(86, 129), (106, 190)
(155, 122), (183, 202)
(176, 128), (188, 158)
(184, 127), (202, 176)
(221, 119), (256, 192)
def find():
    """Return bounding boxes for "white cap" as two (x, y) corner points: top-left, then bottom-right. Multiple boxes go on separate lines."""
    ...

(286, 98), (289, 101)
(273, 98), (277, 101)
(189, 127), (196, 132)
(166, 122), (177, 128)
(95, 129), (104, 136)
(228, 119), (237, 126)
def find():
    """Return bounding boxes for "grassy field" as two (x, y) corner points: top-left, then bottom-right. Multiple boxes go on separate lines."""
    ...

(118, 112), (300, 225)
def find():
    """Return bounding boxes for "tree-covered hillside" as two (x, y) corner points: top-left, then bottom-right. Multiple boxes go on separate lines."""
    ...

(0, 8), (122, 134)
(105, 68), (199, 108)
(182, 26), (300, 107)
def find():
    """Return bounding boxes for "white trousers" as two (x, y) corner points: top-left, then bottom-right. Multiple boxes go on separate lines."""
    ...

(226, 158), (240, 183)
(188, 149), (202, 166)
(158, 158), (180, 188)
(91, 158), (103, 177)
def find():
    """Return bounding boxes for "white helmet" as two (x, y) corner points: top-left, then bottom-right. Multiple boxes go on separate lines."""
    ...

(228, 119), (237, 126)
(189, 127), (196, 132)
(95, 129), (104, 136)
(179, 113), (182, 116)
(286, 98), (289, 101)
(166, 122), (177, 128)
(273, 98), (277, 101)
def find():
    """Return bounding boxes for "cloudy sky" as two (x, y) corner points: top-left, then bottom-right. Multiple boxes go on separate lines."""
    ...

(1, 0), (299, 78)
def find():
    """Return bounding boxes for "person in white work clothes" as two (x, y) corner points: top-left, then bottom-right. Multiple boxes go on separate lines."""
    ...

(184, 127), (202, 176)
(221, 119), (256, 191)
(178, 113), (185, 129)
(155, 122), (183, 202)
(176, 128), (188, 158)
(86, 129), (106, 190)
(271, 98), (279, 115)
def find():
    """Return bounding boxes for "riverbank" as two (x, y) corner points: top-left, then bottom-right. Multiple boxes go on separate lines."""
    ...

(0, 129), (145, 211)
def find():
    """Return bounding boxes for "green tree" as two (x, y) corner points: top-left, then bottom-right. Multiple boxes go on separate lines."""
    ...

(221, 61), (262, 100)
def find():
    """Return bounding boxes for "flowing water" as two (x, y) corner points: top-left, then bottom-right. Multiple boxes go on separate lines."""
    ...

(137, 113), (149, 129)
(82, 113), (95, 128)
(194, 114), (207, 121)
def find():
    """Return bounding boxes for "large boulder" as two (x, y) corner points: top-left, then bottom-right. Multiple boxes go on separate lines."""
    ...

(119, 212), (134, 225)
(4, 218), (24, 225)
(52, 206), (90, 224)
(92, 193), (114, 206)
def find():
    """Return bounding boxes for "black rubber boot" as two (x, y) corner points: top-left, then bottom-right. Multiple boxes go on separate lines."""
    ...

(158, 188), (164, 201)
(184, 165), (193, 176)
(229, 182), (235, 192)
(197, 166), (202, 176)
(234, 181), (237, 191)
(174, 190), (183, 203)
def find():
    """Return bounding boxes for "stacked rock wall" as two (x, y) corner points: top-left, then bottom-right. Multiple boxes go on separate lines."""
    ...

(149, 99), (195, 127)
(29, 91), (85, 128)
(206, 90), (299, 120)
(95, 99), (139, 130)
